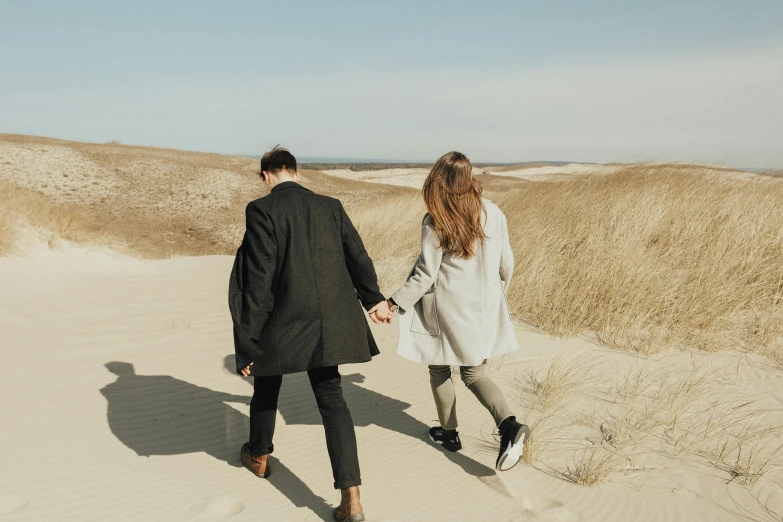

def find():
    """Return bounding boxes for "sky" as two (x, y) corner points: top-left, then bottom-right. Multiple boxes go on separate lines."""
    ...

(1, 1), (782, 166)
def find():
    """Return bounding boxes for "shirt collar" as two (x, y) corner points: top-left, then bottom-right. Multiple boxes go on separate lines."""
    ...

(271, 181), (309, 193)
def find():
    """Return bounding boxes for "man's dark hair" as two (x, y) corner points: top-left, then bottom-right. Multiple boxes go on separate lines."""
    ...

(260, 145), (297, 175)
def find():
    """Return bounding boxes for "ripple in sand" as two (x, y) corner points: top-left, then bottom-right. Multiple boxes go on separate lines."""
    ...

(0, 494), (30, 514)
(516, 503), (582, 522)
(189, 498), (245, 516)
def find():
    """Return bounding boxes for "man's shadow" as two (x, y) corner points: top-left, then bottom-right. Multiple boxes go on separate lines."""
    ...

(100, 362), (334, 520)
(101, 359), (498, 519)
(221, 355), (496, 479)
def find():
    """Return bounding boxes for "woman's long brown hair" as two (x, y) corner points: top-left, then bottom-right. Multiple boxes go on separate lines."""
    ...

(422, 151), (487, 258)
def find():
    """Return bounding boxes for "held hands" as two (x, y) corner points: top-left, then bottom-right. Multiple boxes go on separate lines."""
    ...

(240, 301), (396, 376)
(239, 300), (395, 377)
(368, 300), (396, 324)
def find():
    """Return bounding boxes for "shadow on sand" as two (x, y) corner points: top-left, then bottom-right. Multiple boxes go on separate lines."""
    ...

(217, 356), (496, 479)
(100, 358), (497, 519)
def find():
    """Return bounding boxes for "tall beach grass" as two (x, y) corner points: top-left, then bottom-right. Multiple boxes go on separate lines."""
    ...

(354, 164), (783, 360)
(3, 152), (782, 360)
(496, 164), (783, 358)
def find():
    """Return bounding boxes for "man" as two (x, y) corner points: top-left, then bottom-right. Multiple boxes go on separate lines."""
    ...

(229, 145), (391, 522)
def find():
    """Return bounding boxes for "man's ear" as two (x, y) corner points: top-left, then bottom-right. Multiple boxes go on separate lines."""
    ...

(261, 171), (271, 184)
(294, 171), (300, 183)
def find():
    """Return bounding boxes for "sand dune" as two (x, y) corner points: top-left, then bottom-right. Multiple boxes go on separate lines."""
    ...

(2, 135), (783, 520)
(0, 134), (415, 257)
(319, 162), (754, 189)
(2, 242), (782, 521)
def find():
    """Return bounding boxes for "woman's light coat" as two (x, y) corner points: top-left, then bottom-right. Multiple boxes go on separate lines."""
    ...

(392, 199), (519, 366)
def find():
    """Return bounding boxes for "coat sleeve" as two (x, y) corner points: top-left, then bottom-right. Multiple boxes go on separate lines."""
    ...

(240, 202), (277, 341)
(499, 211), (514, 293)
(391, 216), (444, 312)
(229, 250), (263, 371)
(339, 201), (386, 310)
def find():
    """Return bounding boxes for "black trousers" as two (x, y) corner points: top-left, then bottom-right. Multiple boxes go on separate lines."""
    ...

(248, 366), (361, 490)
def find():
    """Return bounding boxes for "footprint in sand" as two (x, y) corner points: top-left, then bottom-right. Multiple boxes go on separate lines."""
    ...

(514, 496), (582, 522)
(496, 475), (581, 521)
(0, 494), (31, 515)
(189, 499), (245, 516)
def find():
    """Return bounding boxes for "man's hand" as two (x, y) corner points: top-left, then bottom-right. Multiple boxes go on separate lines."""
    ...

(240, 362), (254, 377)
(369, 301), (393, 324)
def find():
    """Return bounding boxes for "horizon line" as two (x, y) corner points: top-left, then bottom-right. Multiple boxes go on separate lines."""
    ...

(240, 155), (585, 166)
(239, 155), (780, 173)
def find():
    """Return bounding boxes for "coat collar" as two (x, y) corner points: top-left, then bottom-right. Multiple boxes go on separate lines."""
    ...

(271, 181), (310, 193)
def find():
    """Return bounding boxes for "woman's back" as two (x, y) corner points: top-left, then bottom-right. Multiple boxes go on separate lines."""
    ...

(393, 198), (516, 366)
(434, 199), (512, 313)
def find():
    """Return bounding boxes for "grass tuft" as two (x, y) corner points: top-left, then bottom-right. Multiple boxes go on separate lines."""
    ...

(558, 447), (625, 486)
(0, 206), (16, 254)
(508, 352), (783, 487)
(514, 352), (598, 464)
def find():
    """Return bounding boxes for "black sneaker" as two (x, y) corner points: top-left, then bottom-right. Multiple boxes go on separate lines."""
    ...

(496, 417), (530, 471)
(428, 427), (462, 452)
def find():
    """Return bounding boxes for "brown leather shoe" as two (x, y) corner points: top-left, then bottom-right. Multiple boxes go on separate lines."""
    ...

(333, 486), (365, 522)
(240, 443), (270, 478)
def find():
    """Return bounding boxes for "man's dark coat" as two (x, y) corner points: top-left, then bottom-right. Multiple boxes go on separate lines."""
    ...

(229, 182), (385, 377)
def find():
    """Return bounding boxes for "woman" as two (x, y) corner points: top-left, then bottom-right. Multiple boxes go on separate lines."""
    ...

(388, 151), (529, 472)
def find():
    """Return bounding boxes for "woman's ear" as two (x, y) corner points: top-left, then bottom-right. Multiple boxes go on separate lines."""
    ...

(294, 171), (300, 183)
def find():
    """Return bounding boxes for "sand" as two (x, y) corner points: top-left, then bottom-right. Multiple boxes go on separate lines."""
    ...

(2, 240), (782, 521)
(321, 163), (755, 189)
(2, 136), (781, 520)
(320, 164), (620, 189)
(0, 134), (418, 258)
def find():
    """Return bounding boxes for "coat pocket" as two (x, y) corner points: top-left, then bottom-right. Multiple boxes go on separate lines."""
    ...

(410, 288), (440, 336)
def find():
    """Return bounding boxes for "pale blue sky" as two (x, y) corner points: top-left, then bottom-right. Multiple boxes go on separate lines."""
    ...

(1, 1), (782, 165)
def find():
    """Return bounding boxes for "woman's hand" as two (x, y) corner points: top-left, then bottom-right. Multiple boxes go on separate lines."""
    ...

(240, 362), (254, 377)
(369, 301), (393, 324)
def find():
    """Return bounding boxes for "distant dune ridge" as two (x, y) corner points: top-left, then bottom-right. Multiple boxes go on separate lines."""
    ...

(0, 134), (413, 257)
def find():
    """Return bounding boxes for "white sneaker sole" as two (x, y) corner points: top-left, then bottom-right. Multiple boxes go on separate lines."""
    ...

(496, 425), (530, 471)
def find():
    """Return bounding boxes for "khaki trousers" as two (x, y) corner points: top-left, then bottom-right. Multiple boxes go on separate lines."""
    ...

(428, 362), (514, 430)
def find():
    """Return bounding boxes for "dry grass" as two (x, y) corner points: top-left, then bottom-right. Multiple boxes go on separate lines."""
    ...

(494, 164), (783, 359)
(595, 355), (783, 486)
(0, 181), (231, 256)
(472, 354), (595, 468)
(512, 352), (598, 464)
(673, 397), (783, 486)
(0, 183), (102, 249)
(506, 352), (783, 487)
(504, 353), (630, 485)
(0, 205), (16, 255)
(3, 136), (783, 364)
(349, 195), (424, 290)
(599, 358), (716, 449)
(0, 134), (413, 258)
(558, 447), (626, 486)
(352, 163), (783, 363)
